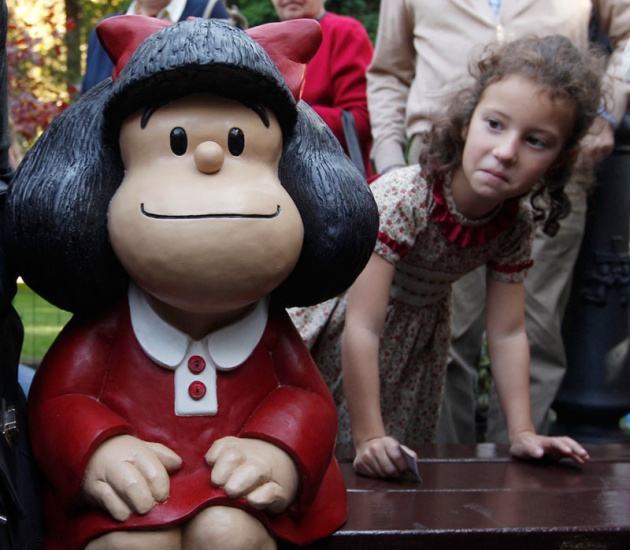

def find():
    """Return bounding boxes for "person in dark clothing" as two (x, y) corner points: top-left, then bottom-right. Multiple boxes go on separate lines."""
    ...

(0, 0), (44, 547)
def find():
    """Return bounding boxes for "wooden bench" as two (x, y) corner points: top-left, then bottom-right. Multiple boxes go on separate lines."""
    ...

(283, 444), (630, 549)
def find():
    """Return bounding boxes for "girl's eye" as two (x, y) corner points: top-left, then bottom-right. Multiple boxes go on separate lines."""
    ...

(487, 119), (501, 130)
(228, 128), (245, 156)
(170, 127), (188, 156)
(527, 136), (546, 149)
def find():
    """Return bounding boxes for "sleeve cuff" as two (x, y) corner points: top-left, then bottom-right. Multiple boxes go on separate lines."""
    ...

(598, 105), (618, 127)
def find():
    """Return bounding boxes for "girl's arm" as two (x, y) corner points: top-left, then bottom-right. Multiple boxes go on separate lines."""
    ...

(342, 253), (415, 477)
(485, 276), (589, 464)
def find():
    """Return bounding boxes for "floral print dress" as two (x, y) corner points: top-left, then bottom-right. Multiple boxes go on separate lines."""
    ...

(289, 165), (534, 445)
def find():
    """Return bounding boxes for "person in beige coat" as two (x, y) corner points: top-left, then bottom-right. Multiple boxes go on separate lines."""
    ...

(367, 0), (630, 444)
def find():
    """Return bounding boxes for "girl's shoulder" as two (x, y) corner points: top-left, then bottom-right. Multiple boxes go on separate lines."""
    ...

(370, 165), (429, 205)
(371, 166), (432, 256)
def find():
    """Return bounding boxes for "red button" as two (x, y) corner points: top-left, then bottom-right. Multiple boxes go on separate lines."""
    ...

(188, 381), (207, 400)
(188, 355), (206, 374)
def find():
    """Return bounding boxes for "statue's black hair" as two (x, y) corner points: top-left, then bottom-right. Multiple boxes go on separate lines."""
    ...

(5, 18), (378, 313)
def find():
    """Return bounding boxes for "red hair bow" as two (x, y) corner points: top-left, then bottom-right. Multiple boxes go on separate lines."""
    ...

(96, 15), (321, 102)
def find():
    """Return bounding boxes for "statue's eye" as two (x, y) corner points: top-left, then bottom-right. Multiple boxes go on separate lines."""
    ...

(228, 128), (245, 156)
(170, 127), (187, 156)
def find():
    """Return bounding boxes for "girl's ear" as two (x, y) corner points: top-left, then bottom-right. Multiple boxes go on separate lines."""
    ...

(461, 125), (469, 141)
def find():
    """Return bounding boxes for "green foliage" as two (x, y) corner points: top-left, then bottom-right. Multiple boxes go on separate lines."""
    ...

(13, 284), (71, 366)
(80, 0), (131, 43)
(237, 0), (379, 40)
(328, 0), (379, 41)
(238, 0), (277, 26)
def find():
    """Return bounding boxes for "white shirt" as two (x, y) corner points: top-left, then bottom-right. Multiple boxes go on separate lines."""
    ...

(128, 284), (269, 416)
(487, 0), (502, 17)
(126, 0), (187, 22)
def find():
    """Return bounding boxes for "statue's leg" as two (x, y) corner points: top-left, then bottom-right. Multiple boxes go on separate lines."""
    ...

(85, 528), (181, 550)
(184, 505), (276, 550)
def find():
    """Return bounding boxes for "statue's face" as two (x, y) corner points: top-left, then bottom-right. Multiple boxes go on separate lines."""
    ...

(108, 94), (304, 314)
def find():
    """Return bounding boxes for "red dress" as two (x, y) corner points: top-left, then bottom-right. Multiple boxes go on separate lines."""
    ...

(28, 296), (346, 549)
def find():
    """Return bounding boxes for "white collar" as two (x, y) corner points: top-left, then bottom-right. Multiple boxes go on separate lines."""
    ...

(126, 0), (187, 22)
(128, 284), (269, 370)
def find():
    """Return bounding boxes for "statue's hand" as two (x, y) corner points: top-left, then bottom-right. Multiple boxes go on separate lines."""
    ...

(206, 436), (299, 513)
(82, 434), (182, 521)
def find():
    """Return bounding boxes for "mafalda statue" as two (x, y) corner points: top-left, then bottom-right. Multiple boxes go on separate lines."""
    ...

(4, 15), (378, 550)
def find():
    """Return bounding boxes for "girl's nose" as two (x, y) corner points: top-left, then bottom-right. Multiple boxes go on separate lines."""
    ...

(194, 141), (224, 174)
(493, 138), (518, 164)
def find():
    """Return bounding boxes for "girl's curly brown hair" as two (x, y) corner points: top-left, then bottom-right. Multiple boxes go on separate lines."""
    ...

(418, 34), (607, 236)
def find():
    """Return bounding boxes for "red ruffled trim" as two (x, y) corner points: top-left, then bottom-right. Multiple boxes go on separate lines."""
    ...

(431, 176), (520, 248)
(378, 231), (409, 257)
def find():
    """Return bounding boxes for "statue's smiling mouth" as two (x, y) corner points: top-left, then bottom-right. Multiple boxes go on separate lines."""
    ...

(140, 204), (282, 219)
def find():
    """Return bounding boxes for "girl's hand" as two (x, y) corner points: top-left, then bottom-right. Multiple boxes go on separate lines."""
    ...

(206, 436), (299, 513)
(353, 436), (416, 478)
(509, 431), (590, 465)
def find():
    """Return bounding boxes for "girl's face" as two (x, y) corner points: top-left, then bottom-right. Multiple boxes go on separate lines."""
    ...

(453, 75), (575, 217)
(272, 0), (325, 21)
(108, 94), (304, 314)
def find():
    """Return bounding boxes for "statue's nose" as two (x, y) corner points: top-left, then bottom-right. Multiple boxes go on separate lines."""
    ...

(194, 141), (224, 174)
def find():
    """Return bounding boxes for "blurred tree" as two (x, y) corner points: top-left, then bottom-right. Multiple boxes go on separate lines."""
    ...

(327, 0), (379, 41)
(6, 1), (71, 155)
(5, 0), (129, 154)
(65, 0), (80, 85)
(238, 0), (276, 26)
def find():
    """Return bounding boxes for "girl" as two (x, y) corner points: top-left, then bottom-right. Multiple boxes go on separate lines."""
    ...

(290, 34), (603, 478)
(4, 16), (378, 549)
